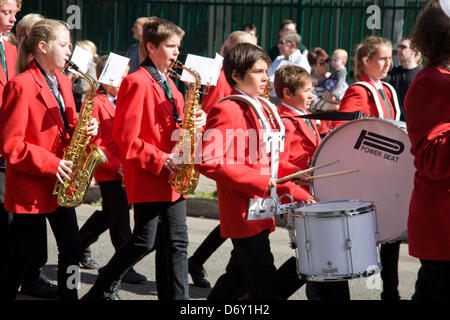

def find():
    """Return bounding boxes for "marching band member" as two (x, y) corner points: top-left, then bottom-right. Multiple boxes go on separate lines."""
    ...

(274, 64), (351, 300)
(4, 8), (58, 300)
(0, 19), (98, 300)
(332, 36), (401, 300)
(196, 42), (309, 300)
(83, 17), (206, 300)
(0, 0), (20, 292)
(405, 0), (450, 300)
(77, 56), (147, 284)
(188, 29), (258, 289)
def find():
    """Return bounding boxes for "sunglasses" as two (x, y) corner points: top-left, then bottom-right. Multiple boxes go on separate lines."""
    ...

(278, 40), (291, 45)
(397, 44), (410, 50)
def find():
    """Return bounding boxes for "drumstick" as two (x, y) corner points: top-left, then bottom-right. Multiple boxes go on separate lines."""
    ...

(275, 160), (339, 184)
(307, 169), (359, 180)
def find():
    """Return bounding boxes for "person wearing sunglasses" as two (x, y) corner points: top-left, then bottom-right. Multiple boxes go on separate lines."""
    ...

(267, 30), (311, 104)
(383, 38), (422, 121)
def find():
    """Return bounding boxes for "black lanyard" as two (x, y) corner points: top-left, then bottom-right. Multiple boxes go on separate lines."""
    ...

(141, 57), (182, 124)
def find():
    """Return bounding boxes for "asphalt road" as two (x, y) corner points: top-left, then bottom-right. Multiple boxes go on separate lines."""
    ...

(16, 203), (421, 302)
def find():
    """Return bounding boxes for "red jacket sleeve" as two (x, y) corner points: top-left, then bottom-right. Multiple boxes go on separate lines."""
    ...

(113, 76), (169, 176)
(0, 80), (61, 176)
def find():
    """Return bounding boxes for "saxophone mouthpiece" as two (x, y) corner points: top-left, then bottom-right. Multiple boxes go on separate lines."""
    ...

(65, 60), (79, 72)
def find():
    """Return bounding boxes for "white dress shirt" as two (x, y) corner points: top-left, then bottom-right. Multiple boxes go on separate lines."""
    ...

(267, 49), (312, 97)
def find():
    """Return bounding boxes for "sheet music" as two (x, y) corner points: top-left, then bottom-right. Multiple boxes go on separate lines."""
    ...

(97, 53), (130, 87)
(180, 53), (223, 86)
(69, 45), (93, 74)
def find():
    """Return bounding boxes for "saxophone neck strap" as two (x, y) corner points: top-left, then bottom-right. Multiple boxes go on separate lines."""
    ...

(142, 57), (182, 124)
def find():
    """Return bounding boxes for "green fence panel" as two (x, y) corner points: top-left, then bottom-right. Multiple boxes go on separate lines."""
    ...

(18, 0), (426, 80)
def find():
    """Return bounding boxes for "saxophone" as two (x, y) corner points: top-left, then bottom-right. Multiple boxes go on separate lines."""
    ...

(167, 61), (202, 195)
(53, 61), (108, 207)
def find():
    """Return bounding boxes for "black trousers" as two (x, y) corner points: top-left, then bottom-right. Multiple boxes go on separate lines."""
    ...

(0, 207), (82, 300)
(379, 240), (401, 300)
(412, 259), (450, 300)
(85, 197), (189, 300)
(190, 224), (226, 266)
(276, 256), (350, 300)
(79, 180), (132, 254)
(207, 229), (280, 300)
(0, 204), (13, 277)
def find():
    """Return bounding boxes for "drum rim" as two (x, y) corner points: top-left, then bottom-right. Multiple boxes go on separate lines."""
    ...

(295, 199), (375, 217)
(298, 266), (380, 282)
(309, 117), (407, 196)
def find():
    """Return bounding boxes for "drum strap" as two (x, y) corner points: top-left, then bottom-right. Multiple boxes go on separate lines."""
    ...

(294, 111), (366, 121)
(351, 82), (400, 121)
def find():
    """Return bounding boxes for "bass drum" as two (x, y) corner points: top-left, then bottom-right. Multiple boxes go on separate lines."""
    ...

(310, 118), (414, 243)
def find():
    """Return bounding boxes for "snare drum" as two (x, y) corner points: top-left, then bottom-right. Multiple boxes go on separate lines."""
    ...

(294, 200), (379, 281)
(310, 118), (414, 243)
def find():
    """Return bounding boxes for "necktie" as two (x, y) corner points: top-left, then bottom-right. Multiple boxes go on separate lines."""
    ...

(304, 118), (316, 135)
(162, 80), (181, 124)
(50, 79), (69, 129)
(0, 41), (7, 80)
(378, 88), (392, 119)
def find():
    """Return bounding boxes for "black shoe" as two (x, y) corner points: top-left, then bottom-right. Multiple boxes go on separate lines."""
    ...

(122, 268), (147, 284)
(81, 281), (121, 301)
(20, 276), (58, 299)
(188, 258), (211, 288)
(80, 254), (99, 270)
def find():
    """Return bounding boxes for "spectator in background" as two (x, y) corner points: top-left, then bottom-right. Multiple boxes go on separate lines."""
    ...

(267, 30), (311, 104)
(383, 37), (422, 121)
(307, 47), (337, 136)
(126, 17), (148, 74)
(313, 48), (349, 103)
(268, 19), (308, 61)
(72, 39), (98, 112)
(242, 23), (257, 37)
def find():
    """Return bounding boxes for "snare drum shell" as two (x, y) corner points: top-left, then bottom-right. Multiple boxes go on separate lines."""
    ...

(310, 118), (414, 243)
(294, 205), (378, 281)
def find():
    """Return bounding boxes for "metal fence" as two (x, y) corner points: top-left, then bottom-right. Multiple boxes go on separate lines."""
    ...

(19, 0), (426, 73)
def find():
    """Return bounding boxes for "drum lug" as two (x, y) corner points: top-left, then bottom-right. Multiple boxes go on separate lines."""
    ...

(347, 239), (352, 249)
(305, 240), (311, 251)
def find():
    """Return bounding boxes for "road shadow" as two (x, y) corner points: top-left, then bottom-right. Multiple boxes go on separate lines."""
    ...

(34, 264), (210, 299)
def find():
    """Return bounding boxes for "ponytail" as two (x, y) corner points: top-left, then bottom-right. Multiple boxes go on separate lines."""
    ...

(16, 36), (32, 74)
(15, 19), (69, 74)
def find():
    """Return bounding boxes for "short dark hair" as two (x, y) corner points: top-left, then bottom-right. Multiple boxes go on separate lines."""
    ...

(223, 43), (271, 87)
(411, 0), (450, 67)
(274, 65), (312, 99)
(142, 17), (185, 48)
(307, 47), (329, 66)
(96, 55), (109, 79)
(280, 19), (296, 31)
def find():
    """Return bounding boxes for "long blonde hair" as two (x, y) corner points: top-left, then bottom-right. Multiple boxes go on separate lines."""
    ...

(17, 19), (70, 74)
(15, 13), (44, 44)
(353, 36), (392, 80)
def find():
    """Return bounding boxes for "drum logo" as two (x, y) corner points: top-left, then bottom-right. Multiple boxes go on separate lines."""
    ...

(353, 130), (404, 162)
(322, 261), (339, 274)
